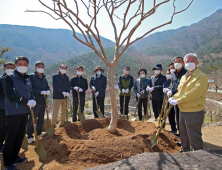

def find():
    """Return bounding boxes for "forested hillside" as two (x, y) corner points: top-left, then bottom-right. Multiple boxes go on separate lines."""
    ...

(0, 24), (114, 68)
(132, 9), (222, 61)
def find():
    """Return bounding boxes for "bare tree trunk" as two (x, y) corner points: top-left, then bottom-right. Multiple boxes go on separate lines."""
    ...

(216, 85), (218, 93)
(107, 65), (118, 133)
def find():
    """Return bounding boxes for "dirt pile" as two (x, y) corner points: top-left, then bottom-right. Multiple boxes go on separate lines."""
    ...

(15, 118), (180, 170)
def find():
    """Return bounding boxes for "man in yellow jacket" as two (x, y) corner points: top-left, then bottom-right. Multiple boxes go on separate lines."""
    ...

(168, 53), (209, 152)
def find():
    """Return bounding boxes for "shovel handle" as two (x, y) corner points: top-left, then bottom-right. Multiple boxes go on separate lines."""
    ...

(30, 107), (39, 147)
(155, 105), (174, 139)
(123, 94), (126, 118)
(157, 94), (168, 126)
(146, 92), (151, 116)
(93, 90), (100, 111)
(44, 95), (50, 125)
(134, 96), (141, 115)
(77, 91), (81, 114)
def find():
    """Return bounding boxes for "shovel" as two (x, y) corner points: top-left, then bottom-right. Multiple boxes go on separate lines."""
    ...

(119, 94), (127, 120)
(142, 92), (151, 121)
(77, 91), (85, 121)
(129, 95), (141, 121)
(30, 107), (47, 161)
(150, 104), (174, 148)
(44, 96), (55, 135)
(93, 90), (104, 118)
(155, 94), (168, 127)
(64, 97), (71, 125)
(21, 135), (28, 151)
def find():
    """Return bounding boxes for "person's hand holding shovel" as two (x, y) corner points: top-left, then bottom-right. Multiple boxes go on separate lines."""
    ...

(79, 88), (83, 92)
(95, 91), (99, 97)
(27, 99), (36, 108)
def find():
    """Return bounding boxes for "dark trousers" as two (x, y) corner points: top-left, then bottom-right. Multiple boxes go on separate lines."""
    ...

(174, 105), (180, 131)
(73, 96), (85, 122)
(136, 97), (148, 121)
(0, 109), (6, 147)
(152, 100), (163, 119)
(180, 110), (205, 152)
(3, 115), (28, 166)
(27, 103), (46, 138)
(93, 97), (105, 118)
(168, 107), (177, 131)
(119, 96), (130, 115)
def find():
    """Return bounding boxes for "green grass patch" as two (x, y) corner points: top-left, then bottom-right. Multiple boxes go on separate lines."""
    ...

(84, 112), (92, 115)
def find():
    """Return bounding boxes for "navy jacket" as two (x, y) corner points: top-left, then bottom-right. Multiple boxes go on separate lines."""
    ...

(163, 80), (171, 99)
(29, 72), (50, 103)
(89, 74), (107, 98)
(150, 74), (166, 101)
(4, 70), (32, 116)
(134, 77), (151, 99)
(70, 75), (88, 98)
(0, 74), (6, 109)
(171, 67), (187, 95)
(52, 72), (70, 99)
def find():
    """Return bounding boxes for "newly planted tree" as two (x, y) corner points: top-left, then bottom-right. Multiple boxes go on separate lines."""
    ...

(27, 0), (193, 133)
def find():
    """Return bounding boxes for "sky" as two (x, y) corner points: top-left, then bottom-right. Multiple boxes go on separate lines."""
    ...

(0, 0), (222, 42)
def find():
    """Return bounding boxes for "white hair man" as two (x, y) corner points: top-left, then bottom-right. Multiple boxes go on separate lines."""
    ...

(168, 53), (209, 152)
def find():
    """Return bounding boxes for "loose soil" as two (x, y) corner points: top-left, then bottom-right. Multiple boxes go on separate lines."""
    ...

(14, 118), (180, 170)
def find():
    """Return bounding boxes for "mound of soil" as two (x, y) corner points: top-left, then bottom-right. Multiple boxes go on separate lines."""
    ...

(16, 118), (180, 170)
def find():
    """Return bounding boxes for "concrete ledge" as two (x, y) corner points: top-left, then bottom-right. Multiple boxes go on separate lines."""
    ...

(87, 150), (222, 170)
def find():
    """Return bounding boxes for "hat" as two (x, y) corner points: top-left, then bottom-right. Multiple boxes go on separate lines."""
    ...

(152, 64), (163, 70)
(138, 69), (147, 75)
(94, 66), (104, 73)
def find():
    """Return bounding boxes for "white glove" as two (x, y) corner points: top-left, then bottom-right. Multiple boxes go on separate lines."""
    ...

(74, 86), (79, 91)
(62, 91), (66, 97)
(27, 100), (36, 108)
(65, 92), (70, 97)
(41, 90), (46, 95)
(45, 90), (50, 95)
(168, 97), (175, 103)
(125, 89), (129, 93)
(149, 87), (154, 92)
(141, 90), (145, 94)
(137, 93), (140, 98)
(92, 86), (96, 91)
(167, 90), (172, 97)
(169, 99), (178, 106)
(146, 86), (150, 92)
(79, 88), (83, 92)
(122, 89), (126, 93)
(163, 88), (170, 93)
(95, 91), (99, 97)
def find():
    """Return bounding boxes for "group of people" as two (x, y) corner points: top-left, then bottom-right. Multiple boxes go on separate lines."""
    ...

(0, 52), (209, 170)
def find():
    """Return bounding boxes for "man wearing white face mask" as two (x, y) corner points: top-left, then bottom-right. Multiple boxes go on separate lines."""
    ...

(0, 62), (15, 154)
(89, 66), (107, 118)
(168, 53), (209, 152)
(3, 56), (36, 169)
(118, 67), (134, 119)
(52, 64), (70, 126)
(26, 61), (50, 143)
(134, 69), (151, 121)
(70, 66), (88, 122)
(148, 64), (166, 120)
(166, 56), (187, 135)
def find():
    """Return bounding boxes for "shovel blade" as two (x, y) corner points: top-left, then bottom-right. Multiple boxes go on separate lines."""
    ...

(21, 135), (28, 151)
(96, 111), (104, 118)
(44, 124), (55, 135)
(150, 134), (158, 148)
(34, 143), (47, 161)
(119, 114), (127, 120)
(142, 115), (151, 122)
(129, 114), (138, 121)
(77, 112), (85, 121)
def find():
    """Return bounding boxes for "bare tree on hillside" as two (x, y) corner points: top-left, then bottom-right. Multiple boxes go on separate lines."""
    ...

(209, 69), (222, 93)
(26, 0), (193, 133)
